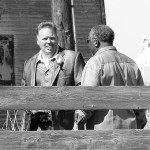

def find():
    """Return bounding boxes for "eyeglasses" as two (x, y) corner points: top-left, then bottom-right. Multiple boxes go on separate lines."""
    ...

(86, 38), (97, 43)
(86, 39), (90, 43)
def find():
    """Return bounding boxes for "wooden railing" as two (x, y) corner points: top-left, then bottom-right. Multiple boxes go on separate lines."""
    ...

(0, 86), (150, 149)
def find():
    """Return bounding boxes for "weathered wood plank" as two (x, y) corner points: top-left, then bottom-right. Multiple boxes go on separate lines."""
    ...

(74, 0), (106, 61)
(0, 130), (150, 149)
(0, 86), (150, 110)
(51, 0), (75, 50)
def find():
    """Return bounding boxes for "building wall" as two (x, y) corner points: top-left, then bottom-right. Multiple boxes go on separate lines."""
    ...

(74, 0), (106, 61)
(0, 0), (105, 85)
(0, 0), (52, 85)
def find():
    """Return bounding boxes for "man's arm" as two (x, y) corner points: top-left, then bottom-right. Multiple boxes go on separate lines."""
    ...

(74, 52), (85, 85)
(74, 58), (99, 129)
(81, 59), (100, 86)
(137, 68), (144, 85)
(21, 60), (27, 86)
(134, 68), (147, 129)
(73, 53), (95, 129)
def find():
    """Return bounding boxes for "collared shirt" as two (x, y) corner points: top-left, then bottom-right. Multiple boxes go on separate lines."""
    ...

(35, 47), (59, 86)
(37, 46), (59, 68)
(96, 46), (117, 55)
(81, 46), (143, 86)
(81, 46), (145, 129)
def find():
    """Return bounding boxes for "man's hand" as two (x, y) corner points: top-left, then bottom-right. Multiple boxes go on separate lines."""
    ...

(73, 110), (86, 130)
(74, 110), (86, 123)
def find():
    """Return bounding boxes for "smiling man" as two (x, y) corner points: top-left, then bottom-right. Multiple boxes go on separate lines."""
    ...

(36, 22), (58, 60)
(21, 21), (86, 130)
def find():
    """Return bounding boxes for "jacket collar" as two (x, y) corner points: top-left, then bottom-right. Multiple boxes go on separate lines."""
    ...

(30, 46), (65, 86)
(37, 46), (59, 64)
(50, 47), (65, 86)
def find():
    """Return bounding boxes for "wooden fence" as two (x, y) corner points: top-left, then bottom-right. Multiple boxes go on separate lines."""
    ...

(0, 86), (150, 149)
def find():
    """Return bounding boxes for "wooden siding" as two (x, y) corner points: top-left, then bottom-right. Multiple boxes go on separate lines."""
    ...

(0, 0), (52, 85)
(0, 0), (106, 84)
(74, 0), (106, 61)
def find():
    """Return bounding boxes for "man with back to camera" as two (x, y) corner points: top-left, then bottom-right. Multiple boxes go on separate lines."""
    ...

(21, 21), (92, 130)
(81, 25), (147, 129)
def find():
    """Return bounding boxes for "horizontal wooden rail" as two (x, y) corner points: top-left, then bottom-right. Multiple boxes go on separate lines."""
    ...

(0, 86), (150, 110)
(0, 86), (150, 150)
(0, 130), (150, 149)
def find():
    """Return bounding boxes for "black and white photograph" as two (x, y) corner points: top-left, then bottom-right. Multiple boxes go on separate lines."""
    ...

(0, 0), (150, 149)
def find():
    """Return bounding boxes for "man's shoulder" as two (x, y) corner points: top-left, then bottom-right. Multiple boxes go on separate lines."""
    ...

(118, 52), (136, 64)
(58, 46), (81, 56)
(24, 52), (39, 66)
(63, 49), (80, 56)
(117, 52), (141, 74)
(61, 50), (82, 60)
(85, 55), (100, 68)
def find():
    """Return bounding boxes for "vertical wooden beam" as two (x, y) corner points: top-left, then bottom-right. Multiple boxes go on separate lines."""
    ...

(51, 0), (75, 50)
(99, 0), (106, 25)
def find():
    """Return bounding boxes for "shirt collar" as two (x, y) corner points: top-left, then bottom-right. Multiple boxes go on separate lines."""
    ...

(37, 46), (59, 63)
(37, 46), (59, 68)
(96, 46), (117, 55)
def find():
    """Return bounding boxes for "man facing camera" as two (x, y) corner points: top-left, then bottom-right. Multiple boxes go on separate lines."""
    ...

(81, 25), (147, 129)
(21, 21), (86, 130)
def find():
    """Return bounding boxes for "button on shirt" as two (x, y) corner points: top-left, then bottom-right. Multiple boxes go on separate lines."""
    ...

(35, 50), (58, 86)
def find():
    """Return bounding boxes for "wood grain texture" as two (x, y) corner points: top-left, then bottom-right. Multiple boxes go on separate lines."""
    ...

(74, 0), (106, 61)
(0, 86), (149, 149)
(0, 86), (150, 110)
(0, 130), (150, 149)
(0, 0), (52, 85)
(0, 0), (106, 84)
(51, 0), (74, 50)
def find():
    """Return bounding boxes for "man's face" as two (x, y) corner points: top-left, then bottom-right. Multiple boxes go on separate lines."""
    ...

(37, 27), (58, 56)
(87, 36), (97, 56)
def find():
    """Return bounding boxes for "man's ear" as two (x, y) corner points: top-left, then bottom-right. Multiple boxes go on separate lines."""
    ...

(94, 39), (100, 48)
(36, 37), (39, 45)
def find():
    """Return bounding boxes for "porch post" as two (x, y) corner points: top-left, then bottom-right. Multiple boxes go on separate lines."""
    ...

(51, 0), (75, 50)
